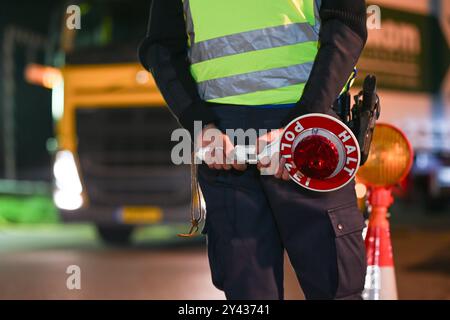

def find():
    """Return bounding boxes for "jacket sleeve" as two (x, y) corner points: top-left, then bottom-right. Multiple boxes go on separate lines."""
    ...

(138, 0), (217, 136)
(282, 0), (368, 125)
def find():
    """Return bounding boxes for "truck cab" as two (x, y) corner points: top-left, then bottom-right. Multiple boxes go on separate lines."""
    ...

(49, 0), (190, 244)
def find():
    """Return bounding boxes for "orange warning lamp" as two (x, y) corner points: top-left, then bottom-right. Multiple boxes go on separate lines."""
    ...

(358, 123), (413, 300)
(357, 123), (413, 188)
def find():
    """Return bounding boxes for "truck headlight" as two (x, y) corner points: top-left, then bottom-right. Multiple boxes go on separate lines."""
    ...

(53, 150), (84, 211)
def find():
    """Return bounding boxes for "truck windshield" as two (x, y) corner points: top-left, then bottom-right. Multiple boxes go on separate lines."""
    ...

(64, 0), (150, 64)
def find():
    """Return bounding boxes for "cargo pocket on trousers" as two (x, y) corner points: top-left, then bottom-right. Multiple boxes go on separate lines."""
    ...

(327, 203), (367, 299)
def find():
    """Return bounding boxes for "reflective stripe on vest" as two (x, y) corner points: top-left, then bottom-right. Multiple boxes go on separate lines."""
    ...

(183, 0), (321, 105)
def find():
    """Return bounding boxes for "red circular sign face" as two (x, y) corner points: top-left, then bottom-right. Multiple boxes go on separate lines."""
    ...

(280, 113), (361, 192)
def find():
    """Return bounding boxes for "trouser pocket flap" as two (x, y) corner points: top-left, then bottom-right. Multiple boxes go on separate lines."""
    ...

(327, 203), (365, 237)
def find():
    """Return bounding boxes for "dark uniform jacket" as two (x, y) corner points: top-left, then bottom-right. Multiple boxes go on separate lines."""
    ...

(139, 0), (368, 136)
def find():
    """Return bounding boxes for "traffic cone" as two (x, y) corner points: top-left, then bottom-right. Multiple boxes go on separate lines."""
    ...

(362, 187), (398, 300)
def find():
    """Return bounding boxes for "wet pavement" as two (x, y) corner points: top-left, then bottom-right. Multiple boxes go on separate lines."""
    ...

(0, 222), (449, 300)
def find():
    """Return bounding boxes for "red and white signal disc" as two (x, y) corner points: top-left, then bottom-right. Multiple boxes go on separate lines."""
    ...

(280, 113), (361, 192)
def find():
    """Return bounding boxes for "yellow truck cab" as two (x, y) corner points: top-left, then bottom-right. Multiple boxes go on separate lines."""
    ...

(50, 0), (190, 244)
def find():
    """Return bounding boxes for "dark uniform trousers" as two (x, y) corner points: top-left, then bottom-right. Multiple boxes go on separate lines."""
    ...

(198, 105), (367, 300)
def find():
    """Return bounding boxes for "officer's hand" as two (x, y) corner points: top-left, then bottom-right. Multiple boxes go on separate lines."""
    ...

(257, 128), (290, 180)
(196, 124), (247, 171)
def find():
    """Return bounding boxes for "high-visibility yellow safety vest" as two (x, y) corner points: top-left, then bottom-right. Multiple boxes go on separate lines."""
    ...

(183, 0), (321, 105)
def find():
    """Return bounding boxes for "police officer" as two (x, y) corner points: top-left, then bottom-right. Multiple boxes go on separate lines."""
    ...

(140, 0), (368, 300)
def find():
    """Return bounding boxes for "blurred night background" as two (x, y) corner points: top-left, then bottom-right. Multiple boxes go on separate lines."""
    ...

(0, 0), (449, 300)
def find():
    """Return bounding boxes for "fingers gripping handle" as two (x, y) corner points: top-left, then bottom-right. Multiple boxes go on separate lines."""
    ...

(195, 139), (281, 165)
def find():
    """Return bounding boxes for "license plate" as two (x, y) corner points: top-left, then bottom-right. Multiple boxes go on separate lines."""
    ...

(120, 206), (163, 224)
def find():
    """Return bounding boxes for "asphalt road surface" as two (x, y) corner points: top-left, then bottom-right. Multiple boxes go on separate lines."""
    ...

(0, 221), (449, 300)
